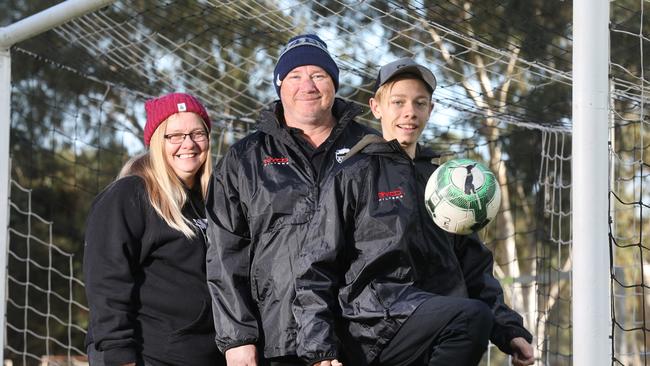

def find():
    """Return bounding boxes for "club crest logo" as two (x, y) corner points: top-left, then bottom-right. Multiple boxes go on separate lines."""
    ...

(335, 148), (350, 163)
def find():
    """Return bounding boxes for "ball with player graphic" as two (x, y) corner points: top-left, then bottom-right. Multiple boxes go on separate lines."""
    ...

(424, 158), (501, 235)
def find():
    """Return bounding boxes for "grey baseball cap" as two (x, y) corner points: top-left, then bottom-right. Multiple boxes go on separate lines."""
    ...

(374, 57), (437, 93)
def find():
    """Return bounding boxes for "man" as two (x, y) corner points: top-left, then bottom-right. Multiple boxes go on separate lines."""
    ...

(205, 34), (378, 366)
(294, 58), (535, 366)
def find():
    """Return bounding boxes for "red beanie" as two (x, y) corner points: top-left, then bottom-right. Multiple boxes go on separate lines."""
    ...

(143, 92), (211, 146)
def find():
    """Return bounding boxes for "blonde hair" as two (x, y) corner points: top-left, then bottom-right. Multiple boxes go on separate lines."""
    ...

(119, 118), (212, 238)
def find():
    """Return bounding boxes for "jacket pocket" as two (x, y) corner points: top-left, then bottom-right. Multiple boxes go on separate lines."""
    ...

(369, 282), (391, 320)
(164, 331), (223, 365)
(171, 300), (213, 335)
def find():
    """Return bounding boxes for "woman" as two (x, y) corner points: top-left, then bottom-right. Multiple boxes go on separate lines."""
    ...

(294, 58), (534, 366)
(83, 93), (224, 366)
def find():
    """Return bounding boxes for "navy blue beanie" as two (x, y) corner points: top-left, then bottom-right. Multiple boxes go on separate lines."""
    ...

(273, 34), (340, 97)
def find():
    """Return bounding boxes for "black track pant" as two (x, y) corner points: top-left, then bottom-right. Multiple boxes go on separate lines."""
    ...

(376, 296), (493, 366)
(87, 344), (155, 366)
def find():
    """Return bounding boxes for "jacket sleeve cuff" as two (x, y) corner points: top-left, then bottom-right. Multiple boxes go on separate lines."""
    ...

(103, 346), (137, 366)
(305, 352), (339, 366)
(493, 326), (533, 355)
(222, 339), (258, 353)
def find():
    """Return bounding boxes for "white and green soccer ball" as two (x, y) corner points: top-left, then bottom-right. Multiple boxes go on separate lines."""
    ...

(424, 158), (501, 235)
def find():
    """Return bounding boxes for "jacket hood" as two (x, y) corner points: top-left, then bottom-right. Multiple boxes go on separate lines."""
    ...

(345, 137), (441, 163)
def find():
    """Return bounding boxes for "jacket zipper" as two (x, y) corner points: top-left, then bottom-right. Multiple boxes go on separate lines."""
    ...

(369, 282), (390, 320)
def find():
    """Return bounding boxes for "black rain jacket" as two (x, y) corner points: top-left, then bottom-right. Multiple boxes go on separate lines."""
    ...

(205, 98), (379, 358)
(294, 136), (532, 365)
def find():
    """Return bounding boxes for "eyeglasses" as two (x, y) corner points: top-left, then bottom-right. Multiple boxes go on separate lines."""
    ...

(163, 130), (209, 144)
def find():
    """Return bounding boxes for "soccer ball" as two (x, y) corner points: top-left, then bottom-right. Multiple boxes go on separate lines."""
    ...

(424, 158), (501, 235)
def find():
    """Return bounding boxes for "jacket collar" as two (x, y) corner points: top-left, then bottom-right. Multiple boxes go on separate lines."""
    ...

(256, 98), (363, 141)
(414, 143), (440, 162)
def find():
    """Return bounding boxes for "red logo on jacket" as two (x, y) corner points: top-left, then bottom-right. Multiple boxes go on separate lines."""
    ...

(263, 156), (290, 166)
(378, 188), (404, 201)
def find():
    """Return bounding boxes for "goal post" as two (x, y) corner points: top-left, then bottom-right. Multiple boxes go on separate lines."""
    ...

(0, 36), (8, 366)
(0, 1), (115, 362)
(572, 0), (611, 364)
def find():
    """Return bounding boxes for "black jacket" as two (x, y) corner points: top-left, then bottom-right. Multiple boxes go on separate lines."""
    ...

(83, 175), (221, 366)
(205, 98), (379, 357)
(294, 137), (532, 364)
